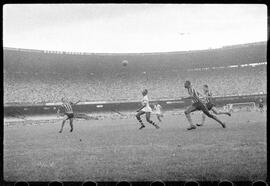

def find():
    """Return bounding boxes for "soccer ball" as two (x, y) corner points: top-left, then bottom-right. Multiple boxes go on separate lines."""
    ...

(122, 60), (128, 67)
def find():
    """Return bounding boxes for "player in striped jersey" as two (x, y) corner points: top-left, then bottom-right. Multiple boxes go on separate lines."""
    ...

(136, 89), (160, 129)
(57, 97), (80, 133)
(184, 81), (226, 130)
(196, 84), (231, 127)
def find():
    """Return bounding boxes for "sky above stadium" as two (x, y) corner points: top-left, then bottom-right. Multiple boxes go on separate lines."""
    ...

(3, 4), (267, 53)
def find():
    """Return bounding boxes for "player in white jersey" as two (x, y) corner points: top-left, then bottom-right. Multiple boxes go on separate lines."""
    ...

(152, 103), (164, 122)
(136, 89), (160, 129)
(228, 104), (233, 113)
(57, 97), (80, 133)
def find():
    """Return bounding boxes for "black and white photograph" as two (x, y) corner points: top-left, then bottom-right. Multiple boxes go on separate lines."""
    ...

(3, 4), (267, 182)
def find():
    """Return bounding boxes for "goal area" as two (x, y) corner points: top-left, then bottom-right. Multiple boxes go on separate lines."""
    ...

(224, 102), (256, 112)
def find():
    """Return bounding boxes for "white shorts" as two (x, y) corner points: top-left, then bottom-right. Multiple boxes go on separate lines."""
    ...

(152, 110), (161, 115)
(142, 106), (152, 112)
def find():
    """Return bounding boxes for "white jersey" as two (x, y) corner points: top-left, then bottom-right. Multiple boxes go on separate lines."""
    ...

(141, 95), (152, 112)
(154, 104), (162, 115)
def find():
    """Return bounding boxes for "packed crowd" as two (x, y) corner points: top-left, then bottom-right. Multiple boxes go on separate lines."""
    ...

(4, 43), (266, 104)
(4, 65), (267, 104)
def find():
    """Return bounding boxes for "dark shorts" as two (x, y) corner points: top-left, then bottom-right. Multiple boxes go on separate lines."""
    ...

(259, 103), (263, 108)
(65, 113), (74, 119)
(192, 102), (209, 113)
(206, 102), (215, 110)
(189, 101), (213, 118)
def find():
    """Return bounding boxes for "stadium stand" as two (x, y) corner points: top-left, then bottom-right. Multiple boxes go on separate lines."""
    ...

(4, 42), (267, 104)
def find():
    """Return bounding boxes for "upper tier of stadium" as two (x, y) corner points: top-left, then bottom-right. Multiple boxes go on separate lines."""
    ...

(4, 41), (266, 72)
(4, 42), (267, 104)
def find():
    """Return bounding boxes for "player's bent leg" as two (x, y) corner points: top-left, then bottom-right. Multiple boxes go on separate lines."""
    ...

(59, 115), (68, 133)
(69, 118), (74, 132)
(184, 105), (197, 130)
(136, 111), (146, 129)
(203, 109), (226, 128)
(197, 112), (206, 127)
(146, 112), (159, 129)
(156, 114), (162, 122)
(59, 120), (65, 133)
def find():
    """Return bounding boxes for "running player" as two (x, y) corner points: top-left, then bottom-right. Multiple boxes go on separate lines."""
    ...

(153, 103), (164, 122)
(136, 89), (160, 129)
(196, 84), (231, 127)
(184, 81), (226, 130)
(57, 98), (80, 133)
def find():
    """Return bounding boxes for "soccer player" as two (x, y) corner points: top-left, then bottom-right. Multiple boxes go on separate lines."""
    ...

(184, 81), (226, 130)
(136, 89), (160, 129)
(153, 103), (164, 122)
(57, 97), (80, 133)
(196, 84), (231, 127)
(228, 104), (234, 113)
(258, 98), (264, 113)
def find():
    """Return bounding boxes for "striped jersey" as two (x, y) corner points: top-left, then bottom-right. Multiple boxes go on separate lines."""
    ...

(204, 90), (214, 103)
(61, 102), (73, 113)
(187, 87), (203, 103)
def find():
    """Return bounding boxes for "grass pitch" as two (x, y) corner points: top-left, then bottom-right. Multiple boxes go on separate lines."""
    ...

(4, 110), (266, 181)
